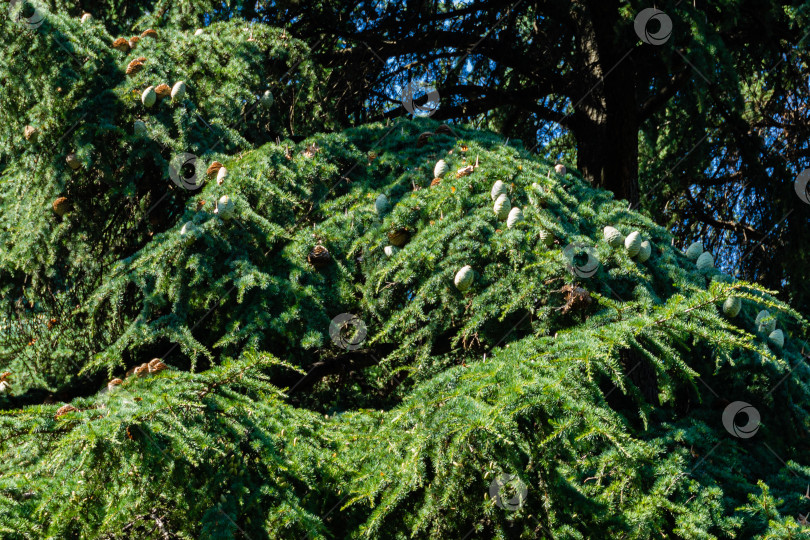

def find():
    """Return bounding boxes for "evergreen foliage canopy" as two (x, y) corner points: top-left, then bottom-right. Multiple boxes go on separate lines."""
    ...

(1, 5), (810, 539)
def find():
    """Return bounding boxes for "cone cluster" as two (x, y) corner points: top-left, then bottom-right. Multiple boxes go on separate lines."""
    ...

(683, 241), (715, 272)
(111, 29), (157, 54)
(755, 310), (785, 348)
(141, 81), (186, 107)
(603, 227), (652, 263)
(121, 358), (169, 382)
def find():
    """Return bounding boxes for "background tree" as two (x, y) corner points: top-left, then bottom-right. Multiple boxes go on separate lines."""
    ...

(640, 6), (810, 315)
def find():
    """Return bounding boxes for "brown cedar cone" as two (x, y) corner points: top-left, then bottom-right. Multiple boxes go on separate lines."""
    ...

(154, 83), (171, 100)
(23, 125), (38, 142)
(387, 228), (411, 247)
(141, 29), (158, 39)
(456, 165), (475, 179)
(112, 37), (130, 52)
(307, 245), (331, 268)
(560, 283), (592, 315)
(107, 378), (123, 390)
(126, 59), (144, 76)
(417, 132), (433, 148)
(206, 161), (224, 177)
(128, 36), (140, 49)
(54, 404), (78, 419)
(430, 177), (442, 187)
(66, 153), (81, 170)
(134, 363), (149, 377)
(435, 124), (456, 136)
(148, 358), (168, 373)
(52, 197), (71, 217)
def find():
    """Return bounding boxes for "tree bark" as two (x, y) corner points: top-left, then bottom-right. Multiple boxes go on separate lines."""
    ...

(570, 0), (640, 207)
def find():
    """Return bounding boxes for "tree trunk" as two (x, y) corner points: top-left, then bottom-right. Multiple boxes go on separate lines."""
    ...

(571, 0), (640, 208)
(574, 97), (639, 207)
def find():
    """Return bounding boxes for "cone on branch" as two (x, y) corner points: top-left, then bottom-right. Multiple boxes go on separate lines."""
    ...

(388, 228), (411, 247)
(559, 283), (592, 315)
(126, 59), (144, 76)
(23, 125), (38, 142)
(148, 358), (168, 373)
(112, 38), (130, 52)
(155, 84), (171, 100)
(308, 245), (332, 269)
(417, 132), (433, 148)
(52, 197), (71, 217)
(54, 405), (78, 420)
(207, 162), (224, 177)
(66, 153), (81, 170)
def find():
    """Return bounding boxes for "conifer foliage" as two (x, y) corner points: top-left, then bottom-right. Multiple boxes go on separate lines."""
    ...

(2, 4), (810, 540)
